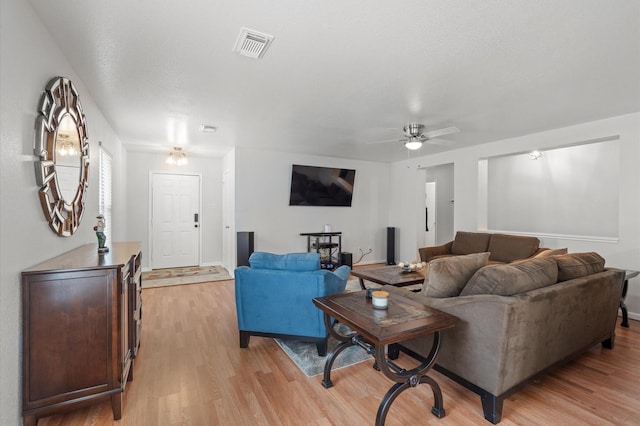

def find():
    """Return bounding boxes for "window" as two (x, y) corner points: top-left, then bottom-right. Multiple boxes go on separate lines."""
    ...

(98, 143), (113, 244)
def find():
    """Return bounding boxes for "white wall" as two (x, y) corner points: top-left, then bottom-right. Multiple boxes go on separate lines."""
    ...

(486, 139), (620, 238)
(234, 148), (391, 263)
(0, 0), (127, 423)
(390, 113), (640, 319)
(126, 151), (223, 269)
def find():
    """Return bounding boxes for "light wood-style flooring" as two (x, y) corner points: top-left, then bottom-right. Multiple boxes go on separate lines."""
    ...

(38, 270), (640, 425)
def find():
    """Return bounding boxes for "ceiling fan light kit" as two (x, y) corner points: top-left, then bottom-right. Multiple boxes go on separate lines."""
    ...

(404, 137), (423, 150)
(367, 123), (460, 151)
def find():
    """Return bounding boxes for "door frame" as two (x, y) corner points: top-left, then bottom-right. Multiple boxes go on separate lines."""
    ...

(148, 171), (203, 269)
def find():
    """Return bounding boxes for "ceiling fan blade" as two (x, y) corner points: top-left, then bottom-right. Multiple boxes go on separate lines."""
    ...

(365, 138), (405, 145)
(424, 138), (456, 146)
(422, 126), (460, 139)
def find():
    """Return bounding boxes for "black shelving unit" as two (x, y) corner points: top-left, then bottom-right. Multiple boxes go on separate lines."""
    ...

(300, 232), (342, 269)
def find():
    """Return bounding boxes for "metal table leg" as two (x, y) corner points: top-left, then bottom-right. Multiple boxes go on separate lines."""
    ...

(374, 331), (445, 425)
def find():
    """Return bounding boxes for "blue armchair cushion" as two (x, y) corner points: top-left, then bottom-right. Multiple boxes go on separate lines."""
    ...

(249, 251), (320, 271)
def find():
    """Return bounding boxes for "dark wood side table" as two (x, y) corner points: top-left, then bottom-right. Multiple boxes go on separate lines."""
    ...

(313, 289), (458, 425)
(621, 270), (639, 327)
(350, 265), (426, 290)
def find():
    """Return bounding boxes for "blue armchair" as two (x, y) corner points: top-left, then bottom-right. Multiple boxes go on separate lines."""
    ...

(234, 252), (351, 356)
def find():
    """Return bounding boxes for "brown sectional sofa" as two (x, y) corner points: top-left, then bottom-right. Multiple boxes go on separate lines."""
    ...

(384, 252), (625, 424)
(419, 231), (547, 264)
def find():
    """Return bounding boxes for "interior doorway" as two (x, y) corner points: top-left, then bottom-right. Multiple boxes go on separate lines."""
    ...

(424, 182), (437, 247)
(419, 163), (455, 246)
(150, 173), (201, 269)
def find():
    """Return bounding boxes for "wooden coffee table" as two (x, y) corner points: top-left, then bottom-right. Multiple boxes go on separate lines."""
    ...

(313, 289), (458, 425)
(351, 265), (426, 290)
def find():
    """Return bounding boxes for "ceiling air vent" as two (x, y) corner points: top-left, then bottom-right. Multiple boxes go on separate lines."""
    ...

(233, 27), (274, 59)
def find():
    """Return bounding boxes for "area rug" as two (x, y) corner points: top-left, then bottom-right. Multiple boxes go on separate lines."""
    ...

(142, 265), (232, 288)
(275, 323), (373, 377)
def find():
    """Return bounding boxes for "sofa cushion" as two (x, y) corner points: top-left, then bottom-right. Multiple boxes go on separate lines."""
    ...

(534, 248), (568, 258)
(249, 252), (320, 271)
(487, 234), (540, 263)
(555, 252), (605, 281)
(423, 252), (490, 297)
(460, 257), (558, 296)
(451, 232), (491, 255)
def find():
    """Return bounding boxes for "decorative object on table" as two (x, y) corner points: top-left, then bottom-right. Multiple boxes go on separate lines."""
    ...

(34, 76), (90, 237)
(398, 261), (426, 273)
(93, 214), (109, 253)
(371, 290), (389, 309)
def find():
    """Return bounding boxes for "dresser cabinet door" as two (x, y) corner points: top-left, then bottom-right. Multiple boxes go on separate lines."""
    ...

(23, 269), (116, 408)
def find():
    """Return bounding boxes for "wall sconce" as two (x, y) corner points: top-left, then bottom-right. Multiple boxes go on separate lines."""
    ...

(529, 150), (543, 160)
(166, 147), (188, 166)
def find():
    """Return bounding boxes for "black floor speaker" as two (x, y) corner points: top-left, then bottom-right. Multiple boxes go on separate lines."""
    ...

(237, 231), (254, 267)
(386, 227), (396, 265)
(340, 252), (353, 268)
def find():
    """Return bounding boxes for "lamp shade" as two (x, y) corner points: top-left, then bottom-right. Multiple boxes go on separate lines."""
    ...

(404, 138), (423, 150)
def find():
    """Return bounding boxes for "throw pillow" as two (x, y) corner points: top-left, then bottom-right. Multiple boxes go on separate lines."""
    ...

(423, 252), (490, 297)
(555, 252), (605, 281)
(450, 232), (491, 255)
(460, 257), (558, 296)
(487, 234), (540, 263)
(534, 248), (568, 258)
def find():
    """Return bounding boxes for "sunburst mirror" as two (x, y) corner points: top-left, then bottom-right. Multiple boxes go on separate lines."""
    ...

(34, 76), (90, 236)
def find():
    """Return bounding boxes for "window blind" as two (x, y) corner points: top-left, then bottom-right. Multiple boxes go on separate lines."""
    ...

(98, 144), (113, 244)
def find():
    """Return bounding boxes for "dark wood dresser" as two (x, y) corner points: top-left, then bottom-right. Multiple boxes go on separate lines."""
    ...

(21, 242), (142, 426)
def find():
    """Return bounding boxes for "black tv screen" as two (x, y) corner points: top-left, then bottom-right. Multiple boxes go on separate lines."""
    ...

(289, 165), (356, 207)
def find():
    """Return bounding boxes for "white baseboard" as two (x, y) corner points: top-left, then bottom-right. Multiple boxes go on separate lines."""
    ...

(142, 261), (223, 272)
(626, 311), (640, 322)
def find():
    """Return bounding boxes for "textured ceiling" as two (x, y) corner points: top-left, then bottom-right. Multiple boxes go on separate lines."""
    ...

(27, 0), (640, 162)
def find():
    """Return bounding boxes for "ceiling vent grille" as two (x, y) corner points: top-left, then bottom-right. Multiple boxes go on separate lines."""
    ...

(233, 27), (274, 59)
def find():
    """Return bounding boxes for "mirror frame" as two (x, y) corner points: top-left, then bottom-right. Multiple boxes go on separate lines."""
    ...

(34, 76), (90, 237)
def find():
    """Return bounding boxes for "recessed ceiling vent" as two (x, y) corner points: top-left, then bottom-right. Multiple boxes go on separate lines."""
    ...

(233, 27), (274, 59)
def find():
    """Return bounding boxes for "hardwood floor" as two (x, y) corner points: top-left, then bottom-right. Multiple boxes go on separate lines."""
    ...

(38, 274), (640, 425)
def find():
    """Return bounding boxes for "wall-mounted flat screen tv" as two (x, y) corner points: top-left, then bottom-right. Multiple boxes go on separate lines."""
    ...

(289, 164), (356, 207)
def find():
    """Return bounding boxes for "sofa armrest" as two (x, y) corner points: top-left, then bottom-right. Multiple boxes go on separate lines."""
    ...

(418, 241), (453, 262)
(383, 268), (624, 397)
(384, 285), (514, 395)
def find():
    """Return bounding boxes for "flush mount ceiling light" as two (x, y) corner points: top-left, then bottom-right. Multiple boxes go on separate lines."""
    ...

(233, 27), (275, 59)
(529, 150), (543, 160)
(166, 146), (188, 166)
(200, 125), (217, 133)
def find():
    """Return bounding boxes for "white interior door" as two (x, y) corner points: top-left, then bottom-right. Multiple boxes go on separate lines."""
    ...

(424, 182), (437, 247)
(151, 173), (200, 269)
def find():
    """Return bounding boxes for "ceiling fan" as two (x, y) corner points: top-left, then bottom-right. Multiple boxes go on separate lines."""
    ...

(370, 124), (460, 150)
